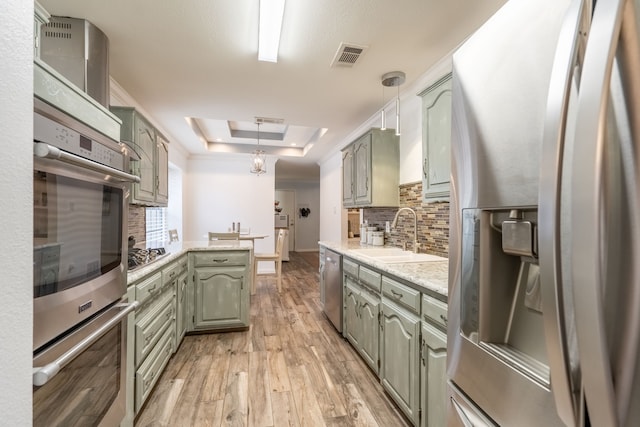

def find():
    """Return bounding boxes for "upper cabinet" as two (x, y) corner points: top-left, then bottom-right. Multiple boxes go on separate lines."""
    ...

(110, 106), (169, 206)
(419, 73), (452, 201)
(342, 128), (399, 208)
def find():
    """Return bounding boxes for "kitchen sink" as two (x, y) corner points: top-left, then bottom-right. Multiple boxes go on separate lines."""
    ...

(350, 248), (447, 263)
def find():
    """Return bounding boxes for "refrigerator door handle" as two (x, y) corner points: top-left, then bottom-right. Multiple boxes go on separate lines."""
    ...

(570, 0), (640, 425)
(539, 0), (589, 424)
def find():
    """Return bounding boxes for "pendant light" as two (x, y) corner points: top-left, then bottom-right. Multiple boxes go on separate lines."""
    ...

(250, 122), (267, 175)
(380, 84), (386, 130)
(381, 71), (405, 136)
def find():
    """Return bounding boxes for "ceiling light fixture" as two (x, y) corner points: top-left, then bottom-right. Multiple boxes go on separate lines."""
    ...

(381, 71), (406, 136)
(258, 0), (286, 63)
(380, 84), (386, 130)
(250, 122), (267, 175)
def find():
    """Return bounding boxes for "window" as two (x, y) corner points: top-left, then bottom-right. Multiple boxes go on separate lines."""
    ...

(145, 207), (167, 244)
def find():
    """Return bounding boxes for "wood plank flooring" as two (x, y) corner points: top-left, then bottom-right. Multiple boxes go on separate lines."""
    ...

(135, 252), (410, 427)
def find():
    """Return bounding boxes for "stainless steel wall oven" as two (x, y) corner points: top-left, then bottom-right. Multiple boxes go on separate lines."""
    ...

(32, 98), (139, 426)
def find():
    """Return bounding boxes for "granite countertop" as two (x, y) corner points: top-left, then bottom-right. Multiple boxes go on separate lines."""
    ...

(127, 240), (253, 284)
(319, 240), (449, 298)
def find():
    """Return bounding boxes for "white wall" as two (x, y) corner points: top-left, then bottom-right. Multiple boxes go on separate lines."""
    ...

(318, 55), (453, 242)
(2, 1), (33, 424)
(276, 182), (321, 251)
(319, 153), (346, 243)
(185, 155), (278, 272)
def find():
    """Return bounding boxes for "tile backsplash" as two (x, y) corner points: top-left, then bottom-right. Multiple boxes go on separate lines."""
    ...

(127, 205), (146, 245)
(362, 182), (449, 257)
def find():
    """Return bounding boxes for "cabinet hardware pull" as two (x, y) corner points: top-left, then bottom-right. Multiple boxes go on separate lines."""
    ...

(440, 314), (448, 326)
(391, 290), (403, 298)
(212, 258), (228, 263)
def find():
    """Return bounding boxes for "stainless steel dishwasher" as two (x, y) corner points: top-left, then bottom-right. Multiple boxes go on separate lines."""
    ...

(322, 249), (343, 333)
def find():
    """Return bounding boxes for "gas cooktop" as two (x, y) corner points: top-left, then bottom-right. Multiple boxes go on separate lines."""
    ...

(127, 247), (168, 271)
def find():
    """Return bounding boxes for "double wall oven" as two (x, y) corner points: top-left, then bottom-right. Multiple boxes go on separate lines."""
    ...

(32, 98), (139, 426)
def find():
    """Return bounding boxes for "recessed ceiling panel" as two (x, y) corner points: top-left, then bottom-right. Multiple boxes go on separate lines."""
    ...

(187, 117), (327, 156)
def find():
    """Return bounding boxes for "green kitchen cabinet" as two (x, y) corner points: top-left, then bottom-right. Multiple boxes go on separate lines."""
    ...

(341, 128), (399, 208)
(190, 250), (250, 331)
(420, 294), (448, 427)
(344, 276), (362, 348)
(110, 106), (168, 206)
(155, 133), (169, 205)
(128, 267), (176, 415)
(174, 256), (189, 346)
(359, 285), (381, 373)
(420, 322), (447, 427)
(381, 299), (421, 426)
(343, 262), (380, 375)
(419, 73), (452, 201)
(342, 146), (355, 207)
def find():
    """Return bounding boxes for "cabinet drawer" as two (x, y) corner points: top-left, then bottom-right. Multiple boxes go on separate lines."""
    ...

(135, 293), (174, 366)
(178, 256), (188, 272)
(343, 258), (359, 279)
(135, 327), (174, 413)
(162, 261), (181, 286)
(192, 251), (249, 267)
(135, 272), (162, 306)
(359, 266), (381, 292)
(422, 294), (448, 330)
(382, 276), (420, 315)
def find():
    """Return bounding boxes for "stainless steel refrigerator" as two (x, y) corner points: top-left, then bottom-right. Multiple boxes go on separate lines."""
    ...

(448, 0), (640, 426)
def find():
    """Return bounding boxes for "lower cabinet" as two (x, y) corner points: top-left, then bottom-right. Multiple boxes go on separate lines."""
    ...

(338, 254), (448, 427)
(126, 248), (251, 419)
(129, 269), (176, 415)
(380, 299), (421, 426)
(191, 250), (251, 331)
(175, 256), (189, 345)
(344, 276), (380, 374)
(421, 322), (447, 427)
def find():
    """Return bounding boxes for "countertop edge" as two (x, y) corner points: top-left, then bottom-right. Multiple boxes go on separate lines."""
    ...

(319, 240), (449, 299)
(127, 240), (254, 285)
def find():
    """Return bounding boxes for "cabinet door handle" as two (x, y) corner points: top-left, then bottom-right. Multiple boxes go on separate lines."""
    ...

(212, 258), (228, 263)
(390, 290), (403, 299)
(169, 271), (176, 278)
(440, 314), (448, 326)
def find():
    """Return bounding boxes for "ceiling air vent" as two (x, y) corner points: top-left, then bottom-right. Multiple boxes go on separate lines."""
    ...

(255, 117), (284, 125)
(330, 43), (368, 68)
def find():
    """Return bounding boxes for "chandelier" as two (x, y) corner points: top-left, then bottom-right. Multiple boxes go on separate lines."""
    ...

(250, 122), (267, 175)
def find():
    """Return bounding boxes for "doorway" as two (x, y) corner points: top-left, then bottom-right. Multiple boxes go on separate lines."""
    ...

(275, 189), (295, 257)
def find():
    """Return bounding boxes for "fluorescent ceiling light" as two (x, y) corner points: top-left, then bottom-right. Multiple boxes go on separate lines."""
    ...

(258, 0), (285, 62)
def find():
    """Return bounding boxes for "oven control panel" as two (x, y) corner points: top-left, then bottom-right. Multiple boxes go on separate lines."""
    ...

(34, 112), (124, 171)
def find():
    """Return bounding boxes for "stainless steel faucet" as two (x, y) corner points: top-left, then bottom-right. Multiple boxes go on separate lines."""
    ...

(391, 207), (420, 253)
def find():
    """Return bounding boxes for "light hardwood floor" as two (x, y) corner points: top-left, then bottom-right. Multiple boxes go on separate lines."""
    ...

(135, 252), (410, 427)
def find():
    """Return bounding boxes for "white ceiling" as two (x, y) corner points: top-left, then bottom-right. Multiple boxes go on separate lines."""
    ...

(38, 0), (507, 181)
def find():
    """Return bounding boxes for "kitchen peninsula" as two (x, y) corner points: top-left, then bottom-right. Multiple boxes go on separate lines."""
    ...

(125, 240), (253, 420)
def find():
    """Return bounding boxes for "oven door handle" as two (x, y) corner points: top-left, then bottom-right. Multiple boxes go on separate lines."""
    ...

(34, 142), (141, 183)
(33, 301), (139, 387)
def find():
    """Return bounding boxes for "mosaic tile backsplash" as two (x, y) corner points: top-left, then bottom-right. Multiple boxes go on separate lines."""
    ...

(127, 205), (146, 245)
(362, 182), (449, 257)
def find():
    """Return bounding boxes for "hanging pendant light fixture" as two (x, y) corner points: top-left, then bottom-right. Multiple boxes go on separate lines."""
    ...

(250, 122), (267, 175)
(381, 71), (405, 136)
(380, 84), (386, 130)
